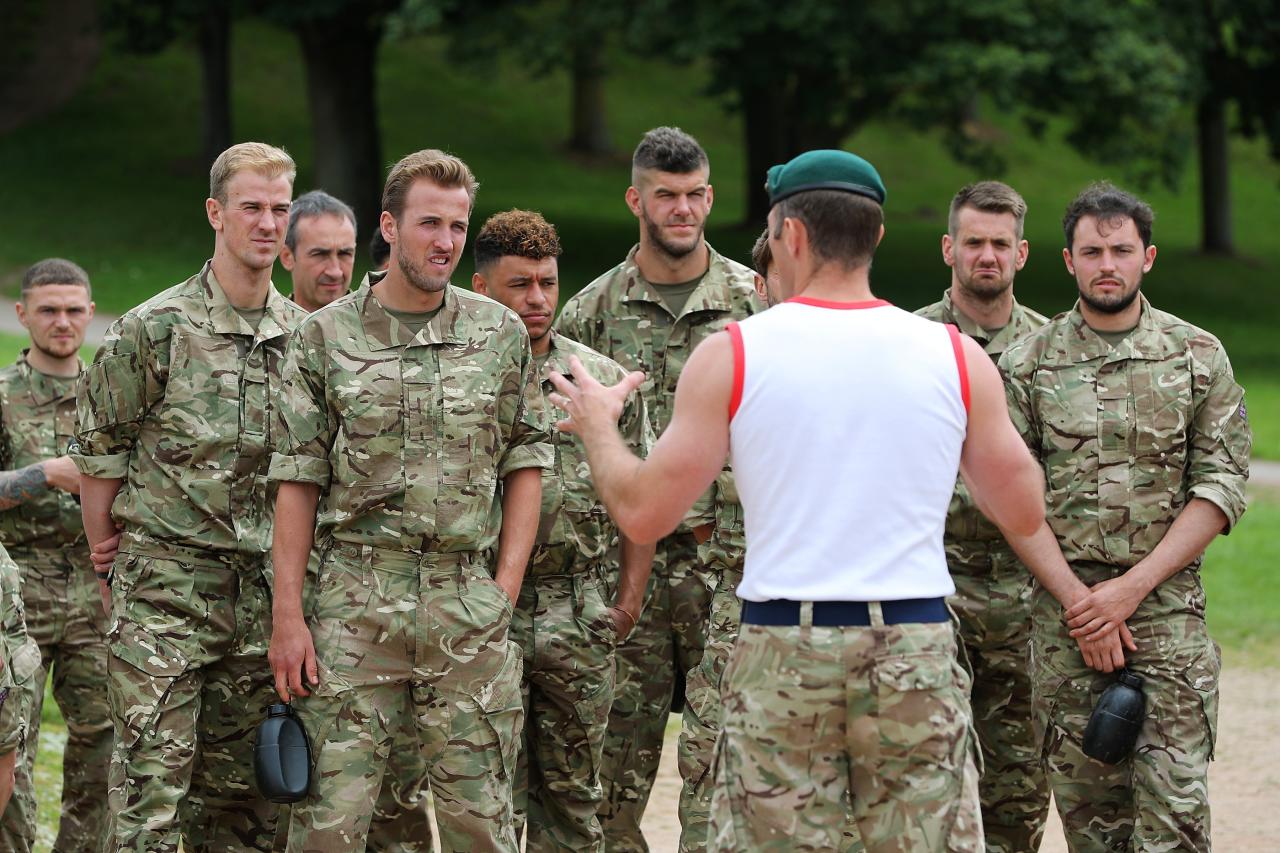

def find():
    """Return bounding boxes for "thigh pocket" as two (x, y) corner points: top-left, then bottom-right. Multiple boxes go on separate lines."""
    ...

(875, 651), (968, 767)
(109, 620), (190, 752)
(1178, 637), (1221, 761)
(474, 640), (525, 783)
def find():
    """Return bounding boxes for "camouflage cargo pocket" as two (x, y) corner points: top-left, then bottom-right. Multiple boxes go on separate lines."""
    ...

(1178, 636), (1221, 760)
(875, 648), (968, 768)
(109, 619), (189, 751)
(475, 640), (524, 783)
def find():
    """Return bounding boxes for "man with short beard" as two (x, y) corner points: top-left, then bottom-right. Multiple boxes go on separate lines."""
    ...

(0, 259), (110, 853)
(269, 149), (551, 852)
(555, 126), (760, 849)
(1001, 182), (1250, 851)
(75, 142), (305, 851)
(915, 182), (1051, 853)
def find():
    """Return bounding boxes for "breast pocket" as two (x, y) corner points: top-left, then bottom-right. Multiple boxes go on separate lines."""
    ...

(1134, 360), (1192, 493)
(156, 329), (241, 457)
(439, 351), (501, 486)
(328, 352), (405, 489)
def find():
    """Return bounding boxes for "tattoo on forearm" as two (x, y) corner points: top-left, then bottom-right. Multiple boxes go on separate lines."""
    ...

(0, 464), (50, 510)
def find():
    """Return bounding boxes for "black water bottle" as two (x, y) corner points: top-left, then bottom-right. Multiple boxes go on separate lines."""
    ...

(1082, 669), (1145, 764)
(254, 703), (312, 803)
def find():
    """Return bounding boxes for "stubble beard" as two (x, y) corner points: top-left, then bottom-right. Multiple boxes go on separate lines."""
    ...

(1078, 277), (1141, 314)
(31, 334), (79, 360)
(399, 252), (450, 294)
(958, 268), (1013, 303)
(643, 211), (702, 261)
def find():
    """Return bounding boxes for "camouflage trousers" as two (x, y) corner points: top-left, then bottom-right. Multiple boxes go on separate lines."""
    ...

(0, 550), (40, 852)
(674, 556), (741, 853)
(947, 544), (1050, 853)
(511, 566), (617, 851)
(0, 546), (111, 853)
(1032, 563), (1219, 852)
(285, 543), (524, 853)
(709, 611), (983, 853)
(107, 545), (280, 853)
(599, 530), (711, 851)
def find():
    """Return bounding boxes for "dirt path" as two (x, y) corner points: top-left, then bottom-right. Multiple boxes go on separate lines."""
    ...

(639, 666), (1280, 851)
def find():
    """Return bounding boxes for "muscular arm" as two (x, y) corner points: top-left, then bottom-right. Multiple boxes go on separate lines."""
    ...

(268, 481), (321, 701)
(549, 335), (732, 545)
(493, 466), (541, 604)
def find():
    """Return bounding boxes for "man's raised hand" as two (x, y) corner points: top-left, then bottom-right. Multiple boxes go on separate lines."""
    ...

(546, 355), (645, 438)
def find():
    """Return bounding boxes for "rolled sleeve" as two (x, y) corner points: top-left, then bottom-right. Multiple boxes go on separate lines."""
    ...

(1186, 346), (1251, 532)
(73, 451), (130, 479)
(498, 441), (553, 477)
(271, 322), (336, 485)
(268, 451), (332, 486)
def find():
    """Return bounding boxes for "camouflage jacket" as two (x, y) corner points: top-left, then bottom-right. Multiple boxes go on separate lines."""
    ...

(74, 261), (306, 558)
(0, 353), (86, 549)
(916, 291), (1048, 563)
(269, 276), (552, 554)
(0, 543), (40, 754)
(1000, 295), (1251, 568)
(700, 471), (745, 571)
(555, 243), (760, 529)
(529, 332), (653, 575)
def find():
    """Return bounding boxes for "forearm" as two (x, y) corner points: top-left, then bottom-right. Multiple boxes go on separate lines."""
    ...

(1002, 521), (1089, 608)
(0, 748), (14, 816)
(1124, 498), (1229, 596)
(615, 534), (655, 618)
(0, 464), (52, 511)
(271, 482), (320, 620)
(79, 476), (123, 550)
(494, 467), (541, 596)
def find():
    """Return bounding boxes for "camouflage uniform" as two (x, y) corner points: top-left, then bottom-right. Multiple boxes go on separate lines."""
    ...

(708, 616), (982, 852)
(512, 332), (652, 851)
(0, 353), (112, 853)
(74, 262), (305, 853)
(1001, 295), (1250, 852)
(270, 277), (552, 853)
(916, 291), (1051, 852)
(0, 544), (41, 848)
(554, 244), (759, 849)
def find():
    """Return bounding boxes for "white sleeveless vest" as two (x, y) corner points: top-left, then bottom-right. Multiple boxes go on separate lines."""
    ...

(727, 297), (969, 602)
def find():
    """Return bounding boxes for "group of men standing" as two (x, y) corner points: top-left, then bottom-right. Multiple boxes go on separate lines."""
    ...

(0, 123), (1250, 853)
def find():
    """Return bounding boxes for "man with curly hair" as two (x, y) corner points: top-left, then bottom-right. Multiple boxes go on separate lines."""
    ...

(473, 210), (654, 852)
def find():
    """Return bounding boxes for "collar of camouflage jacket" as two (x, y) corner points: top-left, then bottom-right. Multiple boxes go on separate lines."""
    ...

(15, 351), (83, 406)
(938, 288), (1041, 355)
(618, 243), (738, 317)
(198, 260), (295, 341)
(1066, 293), (1180, 363)
(353, 272), (468, 350)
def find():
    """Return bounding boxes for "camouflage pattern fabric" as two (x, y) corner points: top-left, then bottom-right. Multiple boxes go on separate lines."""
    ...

(512, 332), (651, 852)
(285, 545), (524, 853)
(106, 550), (279, 853)
(917, 292), (1051, 852)
(709, 617), (982, 852)
(0, 544), (42, 852)
(270, 275), (551, 851)
(74, 262), (304, 851)
(1002, 296), (1251, 851)
(554, 243), (760, 849)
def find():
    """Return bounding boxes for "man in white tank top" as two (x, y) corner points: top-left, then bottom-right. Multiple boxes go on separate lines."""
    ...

(547, 150), (1129, 852)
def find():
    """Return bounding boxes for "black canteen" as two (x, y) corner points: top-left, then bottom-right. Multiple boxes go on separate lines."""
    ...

(255, 703), (312, 803)
(1082, 669), (1145, 765)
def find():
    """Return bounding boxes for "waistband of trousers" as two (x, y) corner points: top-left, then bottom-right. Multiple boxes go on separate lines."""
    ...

(741, 597), (949, 627)
(326, 540), (480, 576)
(121, 533), (244, 568)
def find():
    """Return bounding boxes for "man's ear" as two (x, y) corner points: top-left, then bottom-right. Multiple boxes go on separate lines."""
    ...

(472, 271), (488, 295)
(625, 186), (642, 219)
(941, 233), (955, 268)
(206, 197), (223, 232)
(280, 246), (296, 271)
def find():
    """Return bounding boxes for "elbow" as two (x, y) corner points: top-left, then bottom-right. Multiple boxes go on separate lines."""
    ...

(614, 503), (674, 547)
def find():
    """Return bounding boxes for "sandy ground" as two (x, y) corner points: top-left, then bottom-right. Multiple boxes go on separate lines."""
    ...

(638, 666), (1280, 851)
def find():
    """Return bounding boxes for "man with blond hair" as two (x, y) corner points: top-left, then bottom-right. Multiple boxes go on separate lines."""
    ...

(269, 150), (551, 851)
(915, 181), (1051, 852)
(75, 141), (305, 851)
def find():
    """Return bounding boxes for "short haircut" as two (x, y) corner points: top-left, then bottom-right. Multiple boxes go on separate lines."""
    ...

(369, 229), (391, 268)
(22, 258), (91, 300)
(750, 228), (772, 277)
(631, 126), (709, 185)
(209, 142), (296, 203)
(772, 190), (883, 271)
(473, 209), (562, 272)
(1063, 181), (1154, 250)
(949, 181), (1027, 239)
(382, 149), (479, 222)
(285, 190), (356, 252)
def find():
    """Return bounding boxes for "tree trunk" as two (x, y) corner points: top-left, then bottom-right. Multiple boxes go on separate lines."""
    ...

(740, 77), (789, 227)
(568, 39), (611, 155)
(296, 9), (386, 240)
(197, 3), (232, 169)
(1197, 94), (1233, 255)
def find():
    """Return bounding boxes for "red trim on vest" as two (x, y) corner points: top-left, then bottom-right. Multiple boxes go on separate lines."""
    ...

(785, 296), (892, 310)
(946, 324), (971, 414)
(726, 322), (744, 421)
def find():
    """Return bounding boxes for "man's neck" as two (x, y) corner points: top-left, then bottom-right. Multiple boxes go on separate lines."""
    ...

(531, 331), (552, 357)
(949, 283), (1014, 330)
(791, 264), (875, 303)
(372, 266), (446, 313)
(634, 239), (709, 285)
(1081, 299), (1142, 333)
(24, 347), (79, 378)
(210, 248), (272, 310)
(292, 291), (323, 314)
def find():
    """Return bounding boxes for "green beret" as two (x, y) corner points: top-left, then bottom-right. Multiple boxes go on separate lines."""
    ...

(766, 149), (886, 207)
